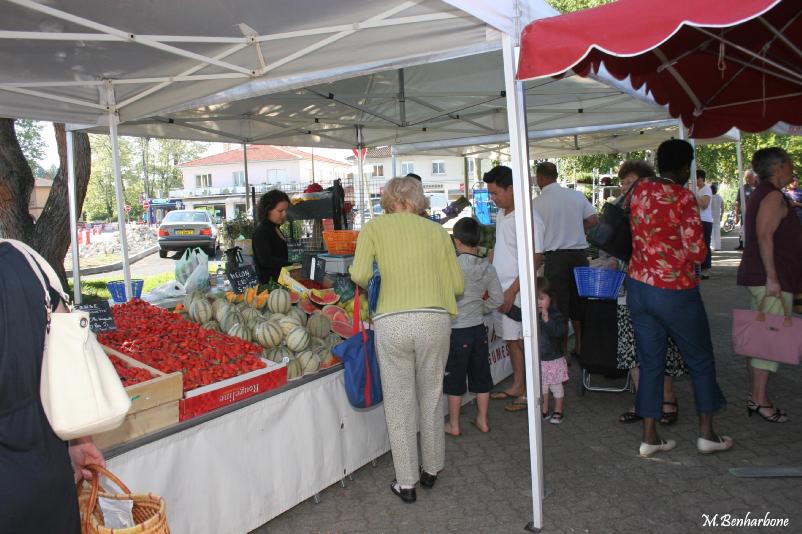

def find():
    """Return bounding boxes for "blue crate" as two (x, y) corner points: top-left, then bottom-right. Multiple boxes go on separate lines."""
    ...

(573, 267), (625, 300)
(107, 279), (144, 303)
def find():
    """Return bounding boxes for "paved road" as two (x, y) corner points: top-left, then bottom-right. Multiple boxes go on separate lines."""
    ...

(84, 248), (224, 281)
(254, 232), (802, 534)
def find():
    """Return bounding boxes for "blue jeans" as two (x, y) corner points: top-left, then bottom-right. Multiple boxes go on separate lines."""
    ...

(627, 278), (726, 418)
(701, 221), (713, 270)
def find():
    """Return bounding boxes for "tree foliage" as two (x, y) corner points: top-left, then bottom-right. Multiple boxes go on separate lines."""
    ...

(14, 119), (46, 175)
(547, 0), (612, 13)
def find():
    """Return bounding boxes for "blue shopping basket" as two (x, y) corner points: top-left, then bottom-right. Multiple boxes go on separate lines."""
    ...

(107, 279), (144, 303)
(573, 267), (625, 300)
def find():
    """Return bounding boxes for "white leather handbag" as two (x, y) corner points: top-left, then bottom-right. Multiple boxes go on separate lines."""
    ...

(1, 239), (131, 440)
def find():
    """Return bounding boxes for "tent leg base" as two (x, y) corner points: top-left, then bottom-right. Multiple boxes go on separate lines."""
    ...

(371, 459), (378, 468)
(524, 521), (541, 533)
(313, 493), (321, 504)
(340, 478), (347, 488)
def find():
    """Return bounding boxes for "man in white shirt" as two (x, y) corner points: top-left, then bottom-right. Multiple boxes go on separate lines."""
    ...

(532, 162), (598, 359)
(484, 166), (544, 413)
(696, 169), (713, 278)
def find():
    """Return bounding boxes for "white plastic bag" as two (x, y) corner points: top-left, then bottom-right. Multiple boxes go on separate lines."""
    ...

(176, 248), (201, 284)
(142, 280), (186, 303)
(184, 248), (210, 294)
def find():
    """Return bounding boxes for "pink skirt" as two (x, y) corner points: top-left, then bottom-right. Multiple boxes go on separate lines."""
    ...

(541, 357), (569, 386)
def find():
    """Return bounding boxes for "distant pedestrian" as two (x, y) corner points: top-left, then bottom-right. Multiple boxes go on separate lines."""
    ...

(784, 176), (802, 224)
(444, 218), (503, 436)
(536, 278), (569, 425)
(532, 162), (598, 360)
(735, 170), (757, 250)
(696, 169), (714, 277)
(710, 183), (723, 251)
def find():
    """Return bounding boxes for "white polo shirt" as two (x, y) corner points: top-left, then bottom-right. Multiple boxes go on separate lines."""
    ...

(697, 184), (713, 223)
(492, 208), (519, 292)
(532, 182), (596, 251)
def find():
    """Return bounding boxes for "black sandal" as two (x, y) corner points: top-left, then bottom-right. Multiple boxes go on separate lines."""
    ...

(618, 410), (642, 424)
(747, 402), (789, 423)
(660, 401), (679, 425)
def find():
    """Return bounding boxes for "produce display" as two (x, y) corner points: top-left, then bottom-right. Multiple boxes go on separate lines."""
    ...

(98, 299), (266, 391)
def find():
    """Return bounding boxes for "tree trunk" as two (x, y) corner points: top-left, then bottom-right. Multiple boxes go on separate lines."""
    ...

(0, 119), (91, 287)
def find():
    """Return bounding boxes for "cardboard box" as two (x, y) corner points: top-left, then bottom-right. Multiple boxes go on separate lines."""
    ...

(179, 359), (287, 420)
(278, 266), (309, 298)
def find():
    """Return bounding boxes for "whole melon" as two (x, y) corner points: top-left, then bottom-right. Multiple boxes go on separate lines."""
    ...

(220, 309), (243, 334)
(309, 337), (327, 351)
(189, 298), (213, 323)
(307, 313), (332, 339)
(324, 332), (342, 348)
(279, 316), (302, 337)
(202, 320), (221, 332)
(214, 301), (234, 324)
(241, 307), (262, 328)
(212, 298), (229, 317)
(289, 306), (308, 326)
(264, 346), (293, 364)
(269, 313), (286, 324)
(297, 350), (320, 375)
(227, 323), (252, 343)
(183, 289), (205, 310)
(314, 346), (333, 362)
(286, 357), (303, 381)
(286, 326), (311, 352)
(253, 321), (284, 348)
(268, 289), (292, 314)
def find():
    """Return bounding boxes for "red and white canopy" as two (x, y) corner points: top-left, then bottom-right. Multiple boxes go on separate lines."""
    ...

(516, 0), (802, 138)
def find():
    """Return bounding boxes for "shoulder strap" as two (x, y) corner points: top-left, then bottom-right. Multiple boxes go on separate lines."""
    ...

(0, 239), (70, 305)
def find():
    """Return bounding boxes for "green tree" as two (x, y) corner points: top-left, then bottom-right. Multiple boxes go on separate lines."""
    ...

(547, 0), (612, 13)
(144, 138), (206, 198)
(13, 119), (46, 175)
(84, 135), (142, 220)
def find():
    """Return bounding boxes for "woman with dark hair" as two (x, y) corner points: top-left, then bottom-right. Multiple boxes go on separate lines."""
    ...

(252, 189), (292, 284)
(627, 140), (731, 457)
(738, 147), (802, 423)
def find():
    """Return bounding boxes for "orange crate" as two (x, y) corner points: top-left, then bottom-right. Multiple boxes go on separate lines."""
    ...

(323, 230), (359, 255)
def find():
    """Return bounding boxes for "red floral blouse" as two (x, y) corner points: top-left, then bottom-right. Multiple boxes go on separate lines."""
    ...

(628, 179), (707, 289)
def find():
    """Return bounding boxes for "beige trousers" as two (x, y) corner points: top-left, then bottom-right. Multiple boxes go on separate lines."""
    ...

(374, 311), (451, 486)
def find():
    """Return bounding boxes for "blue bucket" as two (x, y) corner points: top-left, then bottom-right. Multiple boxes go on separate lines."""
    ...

(573, 267), (625, 300)
(107, 279), (144, 303)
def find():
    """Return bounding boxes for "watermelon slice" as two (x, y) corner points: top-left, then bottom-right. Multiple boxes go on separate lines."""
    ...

(289, 290), (301, 304)
(331, 320), (353, 338)
(321, 304), (347, 321)
(298, 298), (319, 315)
(309, 289), (339, 306)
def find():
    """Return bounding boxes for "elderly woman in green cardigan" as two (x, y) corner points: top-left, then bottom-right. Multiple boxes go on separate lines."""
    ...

(350, 176), (464, 504)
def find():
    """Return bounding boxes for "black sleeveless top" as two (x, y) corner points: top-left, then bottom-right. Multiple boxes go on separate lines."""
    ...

(737, 181), (802, 293)
(0, 243), (80, 533)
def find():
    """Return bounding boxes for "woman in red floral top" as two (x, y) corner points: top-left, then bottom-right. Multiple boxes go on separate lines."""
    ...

(627, 140), (732, 457)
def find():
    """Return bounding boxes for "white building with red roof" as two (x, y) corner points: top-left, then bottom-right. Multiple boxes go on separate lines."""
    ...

(174, 145), (350, 220)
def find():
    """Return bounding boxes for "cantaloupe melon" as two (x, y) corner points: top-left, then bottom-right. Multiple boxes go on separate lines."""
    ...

(286, 326), (311, 352)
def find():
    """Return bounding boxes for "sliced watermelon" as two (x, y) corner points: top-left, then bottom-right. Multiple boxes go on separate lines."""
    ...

(321, 305), (346, 320)
(331, 320), (354, 338)
(289, 290), (301, 304)
(298, 298), (319, 315)
(309, 289), (339, 306)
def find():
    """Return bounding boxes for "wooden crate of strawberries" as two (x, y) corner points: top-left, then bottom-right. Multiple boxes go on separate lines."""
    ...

(94, 346), (183, 449)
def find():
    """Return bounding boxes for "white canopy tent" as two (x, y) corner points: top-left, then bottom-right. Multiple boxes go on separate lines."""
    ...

(1, 1), (682, 530)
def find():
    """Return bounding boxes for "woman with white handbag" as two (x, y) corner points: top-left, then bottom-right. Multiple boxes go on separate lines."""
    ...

(0, 241), (106, 532)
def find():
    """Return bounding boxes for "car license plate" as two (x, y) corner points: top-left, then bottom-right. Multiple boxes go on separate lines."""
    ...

(176, 229), (194, 235)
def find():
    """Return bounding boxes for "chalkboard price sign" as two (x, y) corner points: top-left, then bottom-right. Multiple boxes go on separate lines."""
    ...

(74, 301), (117, 333)
(226, 265), (259, 294)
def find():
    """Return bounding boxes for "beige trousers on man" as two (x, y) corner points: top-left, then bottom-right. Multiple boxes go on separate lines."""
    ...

(374, 311), (451, 486)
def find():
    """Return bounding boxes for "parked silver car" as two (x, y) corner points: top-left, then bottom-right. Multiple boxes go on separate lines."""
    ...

(157, 210), (218, 258)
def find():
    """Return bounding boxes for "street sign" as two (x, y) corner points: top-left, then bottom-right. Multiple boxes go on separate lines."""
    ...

(142, 200), (150, 209)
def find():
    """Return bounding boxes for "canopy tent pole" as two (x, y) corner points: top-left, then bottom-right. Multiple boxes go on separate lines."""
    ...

(107, 85), (132, 302)
(391, 146), (397, 178)
(735, 132), (746, 246)
(66, 130), (81, 304)
(501, 31), (543, 532)
(356, 126), (366, 227)
(243, 143), (251, 216)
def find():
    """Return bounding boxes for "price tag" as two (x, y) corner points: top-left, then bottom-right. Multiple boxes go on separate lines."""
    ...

(226, 265), (259, 294)
(74, 301), (117, 333)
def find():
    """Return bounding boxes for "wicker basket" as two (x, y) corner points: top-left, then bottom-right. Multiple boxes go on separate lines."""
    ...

(79, 465), (170, 534)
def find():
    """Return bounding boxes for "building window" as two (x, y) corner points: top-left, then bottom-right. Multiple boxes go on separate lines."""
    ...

(233, 171), (245, 186)
(432, 161), (446, 175)
(400, 162), (415, 175)
(195, 174), (212, 187)
(267, 169), (287, 182)
(370, 164), (384, 177)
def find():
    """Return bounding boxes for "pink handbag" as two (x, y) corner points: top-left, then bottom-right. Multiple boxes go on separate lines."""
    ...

(732, 296), (802, 365)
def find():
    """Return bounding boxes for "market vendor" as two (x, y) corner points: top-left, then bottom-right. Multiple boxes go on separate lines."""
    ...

(253, 189), (293, 284)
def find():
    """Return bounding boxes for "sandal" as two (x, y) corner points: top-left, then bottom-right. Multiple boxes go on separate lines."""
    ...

(490, 391), (518, 400)
(618, 410), (642, 424)
(504, 399), (528, 412)
(747, 402), (789, 423)
(659, 401), (679, 425)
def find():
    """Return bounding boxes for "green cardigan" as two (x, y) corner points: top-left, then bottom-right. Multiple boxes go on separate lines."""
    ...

(349, 213), (464, 317)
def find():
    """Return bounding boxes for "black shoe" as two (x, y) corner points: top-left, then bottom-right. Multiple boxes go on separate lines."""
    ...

(390, 480), (416, 503)
(420, 470), (437, 489)
(735, 244), (744, 250)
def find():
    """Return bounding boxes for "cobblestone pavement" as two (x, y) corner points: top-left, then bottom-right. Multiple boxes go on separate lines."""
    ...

(255, 236), (801, 534)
